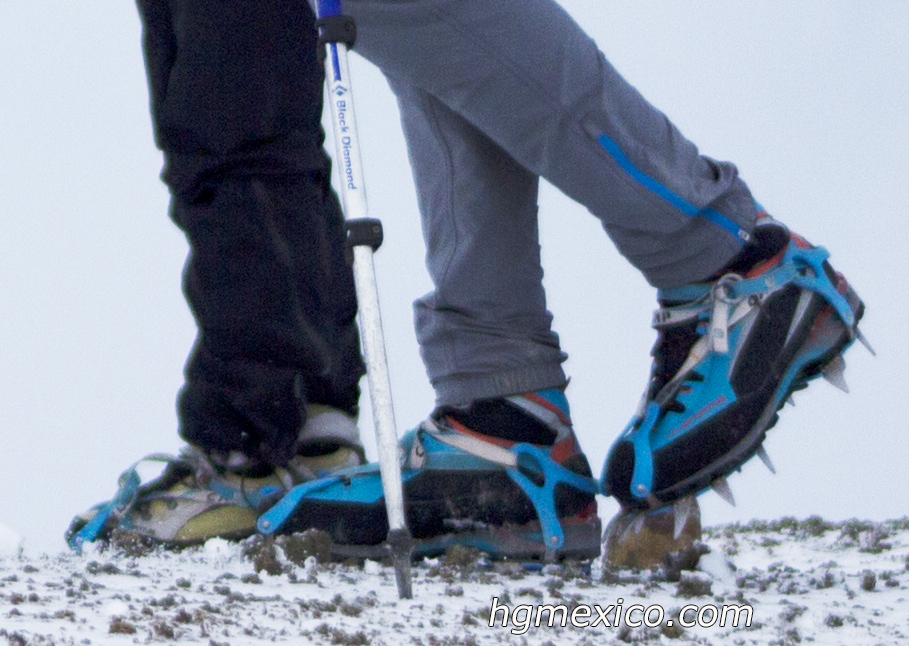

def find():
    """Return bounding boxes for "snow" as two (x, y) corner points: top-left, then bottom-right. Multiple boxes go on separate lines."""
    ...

(1, 518), (908, 645)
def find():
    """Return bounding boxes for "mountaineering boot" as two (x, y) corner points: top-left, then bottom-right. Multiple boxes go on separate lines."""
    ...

(66, 406), (364, 552)
(602, 214), (868, 510)
(259, 389), (602, 560)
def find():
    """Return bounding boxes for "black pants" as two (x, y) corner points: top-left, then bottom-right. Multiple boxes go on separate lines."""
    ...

(136, 0), (364, 469)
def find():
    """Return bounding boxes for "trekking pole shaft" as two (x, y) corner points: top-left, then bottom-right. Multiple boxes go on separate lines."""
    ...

(324, 41), (368, 220)
(318, 0), (413, 599)
(350, 243), (406, 531)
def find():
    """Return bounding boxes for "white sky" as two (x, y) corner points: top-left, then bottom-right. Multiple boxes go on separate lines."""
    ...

(1, 1), (907, 554)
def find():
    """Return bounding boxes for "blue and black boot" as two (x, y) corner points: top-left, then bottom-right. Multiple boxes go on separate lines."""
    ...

(259, 389), (601, 560)
(603, 214), (870, 512)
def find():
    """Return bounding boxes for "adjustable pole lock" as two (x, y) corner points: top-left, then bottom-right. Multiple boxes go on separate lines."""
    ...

(345, 218), (383, 251)
(317, 15), (357, 48)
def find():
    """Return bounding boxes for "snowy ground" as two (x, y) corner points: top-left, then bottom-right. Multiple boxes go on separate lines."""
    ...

(2, 518), (908, 646)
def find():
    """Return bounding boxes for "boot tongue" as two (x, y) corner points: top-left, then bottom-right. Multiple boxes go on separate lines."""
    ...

(720, 220), (790, 276)
(658, 216), (790, 307)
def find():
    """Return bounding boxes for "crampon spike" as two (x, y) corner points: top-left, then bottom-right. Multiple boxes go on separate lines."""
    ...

(616, 512), (640, 545)
(855, 327), (876, 357)
(821, 355), (849, 393)
(756, 445), (776, 474)
(631, 513), (647, 537)
(673, 496), (697, 541)
(711, 476), (736, 507)
(787, 395), (796, 407)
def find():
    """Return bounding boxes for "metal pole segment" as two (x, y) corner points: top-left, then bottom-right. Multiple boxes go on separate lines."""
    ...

(350, 243), (408, 532)
(316, 0), (413, 599)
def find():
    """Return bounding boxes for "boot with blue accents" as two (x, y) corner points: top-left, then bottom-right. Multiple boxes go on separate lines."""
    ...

(66, 405), (364, 552)
(603, 214), (870, 513)
(259, 389), (602, 561)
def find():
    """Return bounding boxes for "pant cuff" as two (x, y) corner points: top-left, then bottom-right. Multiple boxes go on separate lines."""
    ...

(432, 363), (568, 408)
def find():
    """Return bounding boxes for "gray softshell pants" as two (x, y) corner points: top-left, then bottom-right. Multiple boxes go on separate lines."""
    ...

(344, 0), (759, 407)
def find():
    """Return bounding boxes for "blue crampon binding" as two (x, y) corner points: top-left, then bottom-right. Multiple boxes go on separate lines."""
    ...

(68, 465), (143, 553)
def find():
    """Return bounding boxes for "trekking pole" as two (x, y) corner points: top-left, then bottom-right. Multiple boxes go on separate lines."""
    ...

(315, 0), (413, 599)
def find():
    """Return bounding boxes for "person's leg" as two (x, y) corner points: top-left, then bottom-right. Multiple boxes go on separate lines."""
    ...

(388, 78), (566, 407)
(332, 80), (596, 559)
(348, 0), (757, 291)
(68, 0), (365, 549)
(254, 25), (601, 556)
(143, 0), (364, 471)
